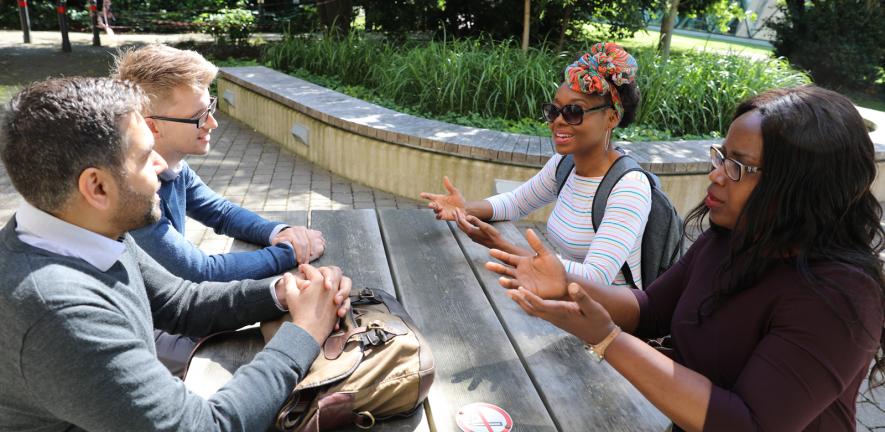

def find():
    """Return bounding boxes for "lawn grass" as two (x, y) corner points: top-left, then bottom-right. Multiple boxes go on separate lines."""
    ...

(615, 29), (772, 58)
(579, 23), (773, 58)
(846, 91), (885, 112)
(0, 85), (21, 105)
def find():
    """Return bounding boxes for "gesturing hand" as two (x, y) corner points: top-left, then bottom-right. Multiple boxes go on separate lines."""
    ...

(485, 229), (568, 299)
(419, 176), (466, 221)
(509, 283), (616, 345)
(453, 208), (506, 250)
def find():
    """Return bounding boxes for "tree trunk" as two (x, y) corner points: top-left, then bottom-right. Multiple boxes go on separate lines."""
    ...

(521, 0), (531, 51)
(658, 0), (680, 62)
(317, 0), (352, 35)
(555, 3), (574, 53)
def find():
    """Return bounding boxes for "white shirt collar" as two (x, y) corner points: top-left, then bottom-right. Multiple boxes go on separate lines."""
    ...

(14, 201), (126, 272)
(158, 161), (184, 181)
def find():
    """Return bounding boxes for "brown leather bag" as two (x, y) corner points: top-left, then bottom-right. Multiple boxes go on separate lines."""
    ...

(260, 287), (435, 431)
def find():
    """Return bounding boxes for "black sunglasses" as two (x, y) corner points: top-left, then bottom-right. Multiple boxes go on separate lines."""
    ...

(147, 96), (218, 129)
(541, 102), (611, 126)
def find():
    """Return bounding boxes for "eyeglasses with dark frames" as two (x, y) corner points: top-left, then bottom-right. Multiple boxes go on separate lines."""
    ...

(147, 96), (217, 129)
(541, 102), (611, 126)
(710, 144), (761, 182)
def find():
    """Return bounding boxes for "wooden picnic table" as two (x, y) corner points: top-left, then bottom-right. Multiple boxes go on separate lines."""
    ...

(184, 209), (670, 431)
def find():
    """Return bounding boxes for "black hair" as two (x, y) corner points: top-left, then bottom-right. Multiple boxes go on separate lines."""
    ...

(0, 77), (146, 212)
(614, 81), (640, 128)
(684, 85), (885, 388)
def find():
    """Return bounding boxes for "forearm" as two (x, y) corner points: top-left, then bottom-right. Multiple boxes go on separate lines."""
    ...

(25, 310), (319, 432)
(465, 200), (494, 220)
(152, 277), (283, 337)
(605, 333), (712, 432)
(568, 274), (641, 332)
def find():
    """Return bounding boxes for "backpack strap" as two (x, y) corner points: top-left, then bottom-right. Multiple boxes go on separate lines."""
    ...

(554, 154), (575, 196)
(591, 154), (645, 289)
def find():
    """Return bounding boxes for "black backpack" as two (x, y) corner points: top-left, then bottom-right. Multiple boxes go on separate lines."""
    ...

(554, 152), (684, 289)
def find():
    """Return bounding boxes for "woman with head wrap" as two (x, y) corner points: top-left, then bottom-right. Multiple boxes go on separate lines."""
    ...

(421, 43), (650, 289)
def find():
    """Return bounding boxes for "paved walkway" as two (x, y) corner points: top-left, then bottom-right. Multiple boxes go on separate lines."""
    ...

(1, 30), (885, 430)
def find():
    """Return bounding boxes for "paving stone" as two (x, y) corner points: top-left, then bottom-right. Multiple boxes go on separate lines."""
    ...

(353, 191), (375, 203)
(375, 199), (396, 207)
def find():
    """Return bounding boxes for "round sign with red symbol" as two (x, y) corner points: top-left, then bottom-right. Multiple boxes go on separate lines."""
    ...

(456, 403), (513, 432)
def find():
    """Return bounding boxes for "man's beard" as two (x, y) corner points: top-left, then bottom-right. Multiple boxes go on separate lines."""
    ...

(112, 182), (160, 233)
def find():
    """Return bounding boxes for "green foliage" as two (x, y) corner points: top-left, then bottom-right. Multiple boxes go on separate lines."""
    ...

(361, 0), (440, 34)
(196, 7), (255, 45)
(265, 32), (809, 140)
(352, 0), (654, 46)
(634, 49), (810, 136)
(278, 66), (681, 140)
(0, 1), (63, 31)
(267, 33), (560, 120)
(770, 0), (885, 91)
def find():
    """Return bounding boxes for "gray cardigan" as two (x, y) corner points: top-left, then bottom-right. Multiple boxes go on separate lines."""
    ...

(0, 218), (320, 431)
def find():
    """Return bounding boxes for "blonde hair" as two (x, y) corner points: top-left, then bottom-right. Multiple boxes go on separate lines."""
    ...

(112, 44), (218, 114)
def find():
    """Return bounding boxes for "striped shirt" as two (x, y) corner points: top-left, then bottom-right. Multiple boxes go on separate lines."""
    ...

(486, 153), (652, 288)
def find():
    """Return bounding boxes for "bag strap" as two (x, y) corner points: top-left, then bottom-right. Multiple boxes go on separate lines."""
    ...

(554, 154), (575, 196)
(591, 153), (644, 289)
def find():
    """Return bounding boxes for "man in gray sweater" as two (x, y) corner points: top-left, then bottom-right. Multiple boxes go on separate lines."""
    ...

(0, 77), (350, 431)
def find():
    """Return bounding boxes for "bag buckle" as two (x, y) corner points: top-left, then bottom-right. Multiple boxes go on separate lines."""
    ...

(361, 328), (390, 346)
(352, 288), (382, 305)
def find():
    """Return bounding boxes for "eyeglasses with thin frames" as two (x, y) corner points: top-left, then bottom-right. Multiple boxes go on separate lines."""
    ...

(147, 96), (217, 129)
(541, 102), (611, 126)
(710, 144), (761, 182)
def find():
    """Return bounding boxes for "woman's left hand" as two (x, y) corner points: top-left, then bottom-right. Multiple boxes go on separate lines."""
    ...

(453, 208), (508, 250)
(508, 282), (617, 345)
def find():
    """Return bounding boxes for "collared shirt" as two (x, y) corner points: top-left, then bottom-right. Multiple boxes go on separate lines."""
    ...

(13, 201), (287, 310)
(15, 201), (125, 272)
(158, 161), (184, 182)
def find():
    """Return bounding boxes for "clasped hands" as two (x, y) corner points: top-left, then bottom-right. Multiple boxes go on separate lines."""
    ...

(274, 264), (351, 344)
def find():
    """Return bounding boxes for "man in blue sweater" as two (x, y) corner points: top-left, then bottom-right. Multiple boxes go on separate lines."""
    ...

(0, 77), (350, 431)
(114, 45), (327, 374)
(116, 44), (325, 283)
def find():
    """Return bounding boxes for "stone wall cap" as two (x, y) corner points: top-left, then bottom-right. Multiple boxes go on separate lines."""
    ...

(220, 66), (885, 173)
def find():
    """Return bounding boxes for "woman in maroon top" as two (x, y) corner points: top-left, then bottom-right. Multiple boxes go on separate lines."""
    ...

(486, 85), (885, 431)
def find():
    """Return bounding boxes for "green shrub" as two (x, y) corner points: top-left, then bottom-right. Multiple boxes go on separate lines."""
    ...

(196, 7), (255, 45)
(634, 49), (810, 136)
(770, 0), (885, 91)
(265, 32), (810, 139)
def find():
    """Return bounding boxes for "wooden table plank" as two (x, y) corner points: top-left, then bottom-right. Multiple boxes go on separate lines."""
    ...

(452, 221), (671, 431)
(378, 209), (558, 431)
(309, 210), (396, 296)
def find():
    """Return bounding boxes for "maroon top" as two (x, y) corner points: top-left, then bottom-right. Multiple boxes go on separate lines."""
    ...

(633, 230), (883, 431)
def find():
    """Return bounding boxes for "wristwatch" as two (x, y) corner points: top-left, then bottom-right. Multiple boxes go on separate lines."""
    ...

(585, 325), (622, 363)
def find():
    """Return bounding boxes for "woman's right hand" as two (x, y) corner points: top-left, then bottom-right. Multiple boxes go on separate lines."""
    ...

(485, 229), (569, 299)
(419, 176), (466, 221)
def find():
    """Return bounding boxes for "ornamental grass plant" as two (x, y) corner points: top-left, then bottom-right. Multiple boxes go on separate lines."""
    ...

(265, 32), (809, 140)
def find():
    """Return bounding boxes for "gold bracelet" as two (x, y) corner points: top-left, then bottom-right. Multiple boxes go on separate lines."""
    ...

(585, 325), (621, 363)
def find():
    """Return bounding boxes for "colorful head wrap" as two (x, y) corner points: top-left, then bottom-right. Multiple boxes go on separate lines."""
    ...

(564, 42), (638, 119)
